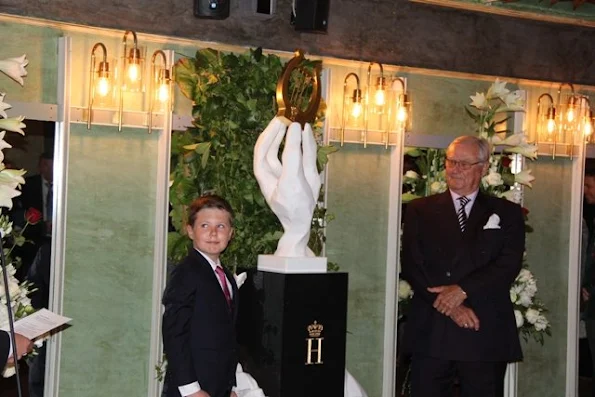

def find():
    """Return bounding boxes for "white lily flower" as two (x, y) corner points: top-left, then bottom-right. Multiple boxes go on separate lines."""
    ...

(0, 167), (26, 187)
(404, 170), (419, 179)
(483, 170), (504, 187)
(502, 189), (522, 204)
(504, 143), (538, 160)
(514, 169), (535, 188)
(0, 115), (26, 135)
(514, 310), (524, 328)
(469, 92), (487, 109)
(0, 55), (29, 86)
(0, 183), (21, 209)
(500, 134), (524, 147)
(486, 78), (510, 100)
(502, 90), (525, 111)
(0, 93), (12, 119)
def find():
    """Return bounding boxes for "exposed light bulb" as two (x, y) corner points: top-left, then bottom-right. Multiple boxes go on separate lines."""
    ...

(158, 83), (169, 103)
(128, 63), (140, 82)
(585, 120), (593, 137)
(351, 102), (362, 119)
(374, 89), (385, 106)
(96, 77), (110, 97)
(567, 108), (575, 122)
(397, 106), (408, 123)
(546, 118), (556, 134)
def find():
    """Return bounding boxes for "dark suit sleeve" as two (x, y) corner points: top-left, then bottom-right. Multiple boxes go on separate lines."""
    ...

(0, 330), (10, 368)
(458, 203), (525, 297)
(162, 261), (197, 387)
(401, 200), (439, 304)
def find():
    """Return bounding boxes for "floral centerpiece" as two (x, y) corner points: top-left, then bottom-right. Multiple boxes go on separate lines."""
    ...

(0, 54), (40, 376)
(399, 79), (551, 344)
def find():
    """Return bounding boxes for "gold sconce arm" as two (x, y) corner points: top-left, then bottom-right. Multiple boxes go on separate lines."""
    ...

(148, 50), (172, 134)
(364, 62), (385, 148)
(340, 72), (361, 147)
(119, 30), (144, 132)
(87, 42), (109, 130)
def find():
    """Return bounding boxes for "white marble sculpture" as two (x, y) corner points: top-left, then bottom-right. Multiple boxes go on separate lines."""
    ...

(254, 116), (321, 258)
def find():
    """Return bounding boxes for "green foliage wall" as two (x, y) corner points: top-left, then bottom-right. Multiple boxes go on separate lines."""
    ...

(169, 48), (334, 269)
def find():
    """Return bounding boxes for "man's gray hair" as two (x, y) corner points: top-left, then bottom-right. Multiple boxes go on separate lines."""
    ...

(448, 135), (491, 162)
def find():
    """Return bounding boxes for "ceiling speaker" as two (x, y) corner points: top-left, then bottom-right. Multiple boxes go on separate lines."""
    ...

(293, 0), (330, 33)
(194, 0), (230, 19)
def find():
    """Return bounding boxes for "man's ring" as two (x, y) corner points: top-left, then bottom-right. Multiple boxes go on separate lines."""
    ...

(464, 323), (469, 328)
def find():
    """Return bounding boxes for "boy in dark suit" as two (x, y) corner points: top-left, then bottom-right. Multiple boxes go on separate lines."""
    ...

(162, 195), (239, 397)
(402, 136), (524, 397)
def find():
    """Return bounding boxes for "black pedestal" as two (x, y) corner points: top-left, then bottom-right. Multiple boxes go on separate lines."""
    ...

(238, 270), (348, 397)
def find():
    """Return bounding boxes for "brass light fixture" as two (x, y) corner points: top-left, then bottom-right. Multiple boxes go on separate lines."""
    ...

(148, 50), (172, 134)
(363, 62), (386, 148)
(556, 83), (581, 158)
(118, 30), (145, 131)
(340, 72), (362, 146)
(535, 93), (556, 157)
(385, 77), (412, 148)
(87, 43), (111, 130)
(579, 97), (594, 141)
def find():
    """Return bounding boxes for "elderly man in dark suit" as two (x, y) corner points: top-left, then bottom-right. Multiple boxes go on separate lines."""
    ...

(162, 195), (239, 397)
(402, 135), (524, 397)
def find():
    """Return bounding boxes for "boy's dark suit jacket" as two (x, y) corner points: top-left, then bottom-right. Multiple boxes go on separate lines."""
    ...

(162, 249), (239, 397)
(402, 191), (524, 362)
(0, 330), (9, 368)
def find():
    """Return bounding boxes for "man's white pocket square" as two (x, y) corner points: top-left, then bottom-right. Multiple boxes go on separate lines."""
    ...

(483, 213), (501, 229)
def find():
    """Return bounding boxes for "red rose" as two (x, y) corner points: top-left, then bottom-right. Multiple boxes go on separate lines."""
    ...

(501, 156), (512, 168)
(25, 208), (42, 225)
(521, 207), (530, 217)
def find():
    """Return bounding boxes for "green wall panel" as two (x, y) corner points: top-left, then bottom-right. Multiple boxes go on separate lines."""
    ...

(0, 20), (60, 104)
(59, 124), (158, 397)
(518, 157), (574, 397)
(325, 144), (392, 397)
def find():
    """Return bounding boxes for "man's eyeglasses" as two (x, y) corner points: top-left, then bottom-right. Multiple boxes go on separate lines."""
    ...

(445, 158), (485, 171)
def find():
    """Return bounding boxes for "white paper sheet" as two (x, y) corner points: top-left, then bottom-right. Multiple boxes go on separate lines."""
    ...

(1, 309), (72, 340)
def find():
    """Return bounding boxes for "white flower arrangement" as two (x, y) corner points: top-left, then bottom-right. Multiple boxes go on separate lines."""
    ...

(0, 54), (37, 377)
(399, 79), (550, 345)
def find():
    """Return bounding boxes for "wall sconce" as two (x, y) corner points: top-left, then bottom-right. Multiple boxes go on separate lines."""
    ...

(148, 50), (172, 134)
(535, 93), (556, 156)
(579, 97), (594, 141)
(119, 30), (145, 131)
(363, 62), (386, 147)
(340, 72), (362, 146)
(87, 42), (112, 130)
(557, 83), (581, 157)
(385, 77), (412, 148)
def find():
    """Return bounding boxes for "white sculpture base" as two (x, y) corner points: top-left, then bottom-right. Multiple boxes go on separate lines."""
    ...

(257, 255), (327, 274)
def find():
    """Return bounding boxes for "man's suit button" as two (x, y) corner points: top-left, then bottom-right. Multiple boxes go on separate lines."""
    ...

(446, 271), (451, 277)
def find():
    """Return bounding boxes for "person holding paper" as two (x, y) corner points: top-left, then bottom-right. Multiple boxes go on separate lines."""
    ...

(1, 330), (33, 368)
(162, 195), (239, 397)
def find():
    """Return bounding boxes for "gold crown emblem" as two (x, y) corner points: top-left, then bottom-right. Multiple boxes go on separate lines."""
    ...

(307, 321), (324, 338)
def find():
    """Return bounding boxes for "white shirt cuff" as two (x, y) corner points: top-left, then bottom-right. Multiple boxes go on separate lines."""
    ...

(178, 381), (201, 396)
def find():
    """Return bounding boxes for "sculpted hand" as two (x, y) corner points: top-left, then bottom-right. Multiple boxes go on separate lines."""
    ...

(428, 284), (467, 316)
(6, 333), (33, 365)
(449, 306), (480, 331)
(254, 117), (321, 257)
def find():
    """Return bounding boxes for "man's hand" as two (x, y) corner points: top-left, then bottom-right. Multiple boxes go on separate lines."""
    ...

(188, 391), (210, 397)
(449, 306), (480, 331)
(230, 392), (238, 397)
(7, 333), (33, 365)
(583, 287), (591, 302)
(428, 284), (467, 316)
